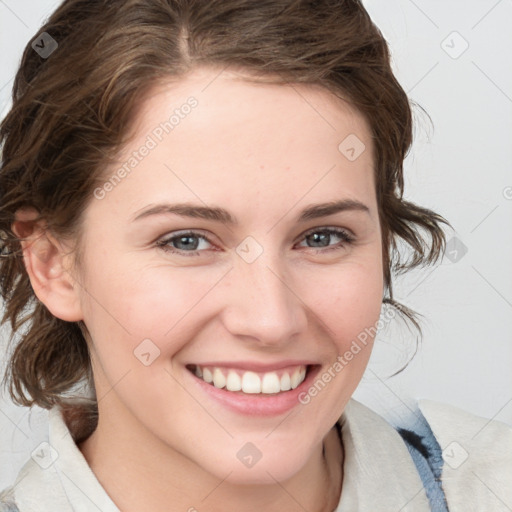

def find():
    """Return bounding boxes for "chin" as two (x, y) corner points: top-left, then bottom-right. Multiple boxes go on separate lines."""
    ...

(195, 442), (313, 486)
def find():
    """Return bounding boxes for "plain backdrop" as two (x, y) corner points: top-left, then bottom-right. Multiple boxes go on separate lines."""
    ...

(1, 0), (511, 490)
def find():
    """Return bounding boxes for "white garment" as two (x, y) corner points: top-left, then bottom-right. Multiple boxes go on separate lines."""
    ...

(1, 399), (511, 511)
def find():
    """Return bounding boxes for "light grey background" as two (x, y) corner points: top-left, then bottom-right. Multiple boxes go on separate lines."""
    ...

(1, 0), (511, 490)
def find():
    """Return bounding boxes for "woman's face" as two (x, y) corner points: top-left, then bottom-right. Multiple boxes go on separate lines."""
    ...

(75, 67), (383, 483)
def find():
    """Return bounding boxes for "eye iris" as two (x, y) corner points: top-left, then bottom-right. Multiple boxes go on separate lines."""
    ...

(175, 235), (199, 251)
(308, 232), (330, 248)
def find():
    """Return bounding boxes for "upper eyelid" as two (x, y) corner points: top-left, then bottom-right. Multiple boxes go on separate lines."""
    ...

(296, 226), (354, 243)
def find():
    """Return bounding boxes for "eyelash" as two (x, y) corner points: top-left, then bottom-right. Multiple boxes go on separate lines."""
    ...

(156, 227), (355, 257)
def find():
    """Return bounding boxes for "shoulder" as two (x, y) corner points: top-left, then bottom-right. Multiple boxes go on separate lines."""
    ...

(418, 399), (512, 469)
(418, 399), (512, 511)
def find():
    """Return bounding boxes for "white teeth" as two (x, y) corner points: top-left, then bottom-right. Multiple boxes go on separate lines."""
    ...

(290, 368), (302, 389)
(261, 372), (281, 394)
(213, 368), (226, 388)
(202, 367), (213, 383)
(226, 371), (242, 392)
(193, 365), (308, 394)
(242, 371), (261, 394)
(280, 372), (291, 391)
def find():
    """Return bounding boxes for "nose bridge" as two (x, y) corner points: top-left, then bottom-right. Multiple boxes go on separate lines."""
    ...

(223, 239), (307, 344)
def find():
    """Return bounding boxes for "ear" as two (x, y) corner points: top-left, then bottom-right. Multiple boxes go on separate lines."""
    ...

(12, 207), (84, 322)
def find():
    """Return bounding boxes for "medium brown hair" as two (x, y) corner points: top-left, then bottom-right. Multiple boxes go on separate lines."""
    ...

(0, 0), (448, 409)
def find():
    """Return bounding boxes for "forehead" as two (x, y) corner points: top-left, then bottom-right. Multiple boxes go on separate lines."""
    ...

(97, 67), (376, 223)
(133, 67), (372, 154)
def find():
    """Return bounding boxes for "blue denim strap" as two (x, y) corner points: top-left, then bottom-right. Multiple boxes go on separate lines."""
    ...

(396, 408), (450, 511)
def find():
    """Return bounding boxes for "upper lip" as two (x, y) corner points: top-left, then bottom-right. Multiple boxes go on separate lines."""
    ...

(187, 360), (317, 372)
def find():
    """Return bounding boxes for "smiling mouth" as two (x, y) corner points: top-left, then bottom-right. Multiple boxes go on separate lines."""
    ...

(186, 364), (311, 395)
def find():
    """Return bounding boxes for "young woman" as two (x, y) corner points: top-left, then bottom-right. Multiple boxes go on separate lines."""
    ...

(0, 1), (510, 510)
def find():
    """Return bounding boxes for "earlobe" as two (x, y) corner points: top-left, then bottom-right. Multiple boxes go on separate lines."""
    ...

(12, 208), (84, 322)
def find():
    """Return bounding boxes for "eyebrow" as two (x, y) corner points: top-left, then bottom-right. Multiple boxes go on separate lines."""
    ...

(132, 199), (370, 224)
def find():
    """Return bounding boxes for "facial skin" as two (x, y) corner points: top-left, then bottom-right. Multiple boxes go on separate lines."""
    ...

(17, 67), (384, 511)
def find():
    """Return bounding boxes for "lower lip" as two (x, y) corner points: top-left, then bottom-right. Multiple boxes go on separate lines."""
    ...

(187, 366), (321, 417)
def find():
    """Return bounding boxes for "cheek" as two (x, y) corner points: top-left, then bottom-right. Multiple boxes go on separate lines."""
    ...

(300, 258), (384, 347)
(80, 256), (209, 338)
(77, 263), (197, 412)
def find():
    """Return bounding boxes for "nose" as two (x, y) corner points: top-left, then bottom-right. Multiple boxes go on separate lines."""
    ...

(220, 250), (308, 349)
